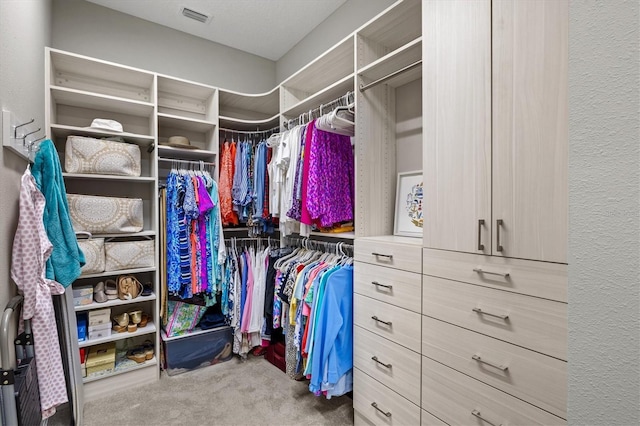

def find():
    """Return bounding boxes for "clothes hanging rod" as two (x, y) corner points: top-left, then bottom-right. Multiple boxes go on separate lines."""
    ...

(359, 60), (422, 92)
(285, 91), (354, 129)
(218, 126), (280, 135)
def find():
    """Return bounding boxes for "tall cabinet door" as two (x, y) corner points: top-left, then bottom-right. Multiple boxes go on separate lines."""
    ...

(492, 0), (568, 263)
(423, 0), (492, 253)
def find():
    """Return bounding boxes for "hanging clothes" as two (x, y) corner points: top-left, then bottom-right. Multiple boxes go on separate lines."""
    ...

(219, 140), (239, 226)
(11, 167), (68, 419)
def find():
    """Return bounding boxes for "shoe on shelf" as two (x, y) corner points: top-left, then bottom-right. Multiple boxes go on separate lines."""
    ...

(128, 310), (142, 325)
(112, 323), (126, 333)
(141, 282), (153, 297)
(126, 348), (146, 364)
(127, 323), (137, 333)
(93, 281), (107, 303)
(142, 340), (154, 360)
(139, 313), (149, 328)
(113, 312), (129, 328)
(105, 279), (118, 300)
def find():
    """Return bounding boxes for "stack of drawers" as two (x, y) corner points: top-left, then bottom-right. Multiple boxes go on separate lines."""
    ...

(353, 236), (423, 426)
(421, 248), (568, 425)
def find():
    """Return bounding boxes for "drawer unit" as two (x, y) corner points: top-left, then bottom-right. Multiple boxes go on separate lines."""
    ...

(355, 237), (422, 273)
(355, 293), (421, 352)
(354, 368), (421, 426)
(422, 275), (567, 360)
(422, 316), (567, 419)
(422, 356), (566, 426)
(423, 248), (567, 302)
(354, 326), (421, 405)
(354, 262), (422, 313)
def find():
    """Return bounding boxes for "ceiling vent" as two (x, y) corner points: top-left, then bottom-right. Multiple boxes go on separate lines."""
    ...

(180, 6), (211, 24)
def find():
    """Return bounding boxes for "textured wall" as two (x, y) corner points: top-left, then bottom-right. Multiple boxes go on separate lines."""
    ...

(52, 0), (276, 93)
(276, 0), (396, 83)
(0, 0), (52, 321)
(569, 1), (640, 424)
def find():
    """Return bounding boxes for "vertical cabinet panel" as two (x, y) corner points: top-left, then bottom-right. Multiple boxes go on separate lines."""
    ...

(492, 0), (568, 263)
(423, 0), (492, 254)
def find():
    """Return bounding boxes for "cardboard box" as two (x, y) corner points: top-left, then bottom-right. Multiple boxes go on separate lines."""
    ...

(86, 342), (116, 376)
(88, 308), (111, 326)
(88, 325), (111, 341)
(161, 326), (233, 376)
(73, 294), (93, 307)
(72, 285), (93, 298)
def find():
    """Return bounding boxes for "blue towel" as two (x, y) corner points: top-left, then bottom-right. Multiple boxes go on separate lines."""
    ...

(32, 139), (85, 286)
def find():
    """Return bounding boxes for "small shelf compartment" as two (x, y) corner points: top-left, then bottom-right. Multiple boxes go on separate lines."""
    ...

(282, 74), (354, 119)
(83, 356), (157, 384)
(74, 293), (157, 313)
(157, 75), (217, 122)
(358, 37), (422, 89)
(78, 321), (157, 348)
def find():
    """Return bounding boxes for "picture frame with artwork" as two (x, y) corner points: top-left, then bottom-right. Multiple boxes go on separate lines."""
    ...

(394, 170), (423, 237)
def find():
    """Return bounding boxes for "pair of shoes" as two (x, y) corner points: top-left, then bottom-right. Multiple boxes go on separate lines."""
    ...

(126, 348), (146, 363)
(105, 279), (118, 300)
(139, 313), (149, 328)
(141, 283), (153, 297)
(142, 340), (154, 360)
(93, 282), (108, 303)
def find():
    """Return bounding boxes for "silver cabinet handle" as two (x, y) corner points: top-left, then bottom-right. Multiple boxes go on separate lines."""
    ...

(496, 219), (504, 252)
(372, 281), (393, 289)
(472, 307), (509, 320)
(371, 252), (393, 259)
(371, 356), (392, 369)
(371, 402), (392, 418)
(472, 409), (502, 426)
(473, 267), (510, 278)
(478, 219), (485, 251)
(472, 354), (509, 371)
(371, 315), (392, 326)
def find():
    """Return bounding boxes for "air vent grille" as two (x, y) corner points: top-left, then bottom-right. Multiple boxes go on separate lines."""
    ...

(181, 7), (210, 23)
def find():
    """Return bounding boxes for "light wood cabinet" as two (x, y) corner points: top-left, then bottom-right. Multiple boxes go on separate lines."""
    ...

(423, 0), (568, 264)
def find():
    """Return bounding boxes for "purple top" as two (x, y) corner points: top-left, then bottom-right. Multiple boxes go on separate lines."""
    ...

(305, 125), (354, 227)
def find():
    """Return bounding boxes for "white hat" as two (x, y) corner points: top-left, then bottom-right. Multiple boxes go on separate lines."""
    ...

(88, 118), (123, 132)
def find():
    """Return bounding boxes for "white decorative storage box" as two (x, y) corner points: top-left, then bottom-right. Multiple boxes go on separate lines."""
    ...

(161, 327), (233, 376)
(66, 194), (144, 234)
(104, 240), (154, 271)
(65, 135), (141, 177)
(72, 285), (93, 306)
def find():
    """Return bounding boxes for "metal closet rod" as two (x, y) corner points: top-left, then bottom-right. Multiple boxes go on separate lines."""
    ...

(284, 90), (355, 129)
(359, 60), (423, 92)
(158, 157), (216, 167)
(219, 126), (280, 135)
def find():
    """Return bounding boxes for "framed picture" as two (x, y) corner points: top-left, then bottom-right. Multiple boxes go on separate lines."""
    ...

(394, 170), (423, 237)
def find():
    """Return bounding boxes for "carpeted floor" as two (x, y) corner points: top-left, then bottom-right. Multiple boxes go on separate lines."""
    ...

(50, 355), (354, 426)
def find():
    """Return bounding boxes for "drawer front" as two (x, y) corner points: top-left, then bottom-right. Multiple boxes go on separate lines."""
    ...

(354, 262), (422, 313)
(355, 294), (421, 352)
(422, 356), (567, 426)
(422, 316), (567, 419)
(422, 276), (567, 360)
(355, 326), (421, 405)
(354, 368), (421, 426)
(421, 410), (448, 426)
(355, 238), (422, 273)
(423, 248), (567, 302)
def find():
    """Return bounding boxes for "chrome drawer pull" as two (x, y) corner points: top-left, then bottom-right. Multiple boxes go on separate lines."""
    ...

(496, 219), (504, 252)
(371, 402), (392, 418)
(473, 267), (510, 278)
(472, 409), (502, 426)
(371, 356), (392, 369)
(472, 354), (509, 371)
(371, 281), (393, 290)
(371, 316), (392, 326)
(472, 307), (509, 320)
(371, 252), (393, 259)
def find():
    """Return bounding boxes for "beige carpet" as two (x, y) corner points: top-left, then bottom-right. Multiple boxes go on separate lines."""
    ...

(52, 355), (354, 426)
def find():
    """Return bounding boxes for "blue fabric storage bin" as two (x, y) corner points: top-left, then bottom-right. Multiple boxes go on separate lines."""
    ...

(161, 326), (233, 376)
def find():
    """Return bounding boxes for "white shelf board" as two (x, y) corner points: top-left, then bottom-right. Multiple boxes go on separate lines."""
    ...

(310, 231), (356, 240)
(77, 266), (156, 280)
(357, 0), (421, 48)
(83, 356), (158, 384)
(282, 36), (354, 93)
(157, 145), (216, 160)
(218, 114), (280, 132)
(74, 293), (157, 313)
(157, 74), (216, 101)
(358, 37), (422, 82)
(282, 74), (354, 118)
(78, 321), (157, 348)
(50, 86), (155, 117)
(63, 173), (155, 182)
(218, 87), (279, 116)
(157, 113), (216, 133)
(50, 124), (154, 145)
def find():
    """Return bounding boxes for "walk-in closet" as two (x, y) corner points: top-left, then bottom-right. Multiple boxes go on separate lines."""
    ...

(2, 1), (639, 426)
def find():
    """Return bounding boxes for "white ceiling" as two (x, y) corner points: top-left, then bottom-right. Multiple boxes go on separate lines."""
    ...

(85, 0), (349, 61)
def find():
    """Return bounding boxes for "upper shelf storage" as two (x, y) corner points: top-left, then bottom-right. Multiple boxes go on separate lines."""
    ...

(356, 0), (421, 71)
(281, 35), (354, 113)
(157, 75), (217, 122)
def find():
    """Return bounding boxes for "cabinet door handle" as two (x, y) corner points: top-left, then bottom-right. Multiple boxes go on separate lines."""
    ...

(371, 281), (393, 290)
(371, 315), (392, 326)
(371, 252), (393, 260)
(496, 219), (504, 252)
(471, 409), (502, 426)
(371, 402), (392, 418)
(472, 354), (509, 371)
(472, 307), (509, 321)
(477, 219), (485, 250)
(371, 355), (392, 369)
(473, 268), (510, 278)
